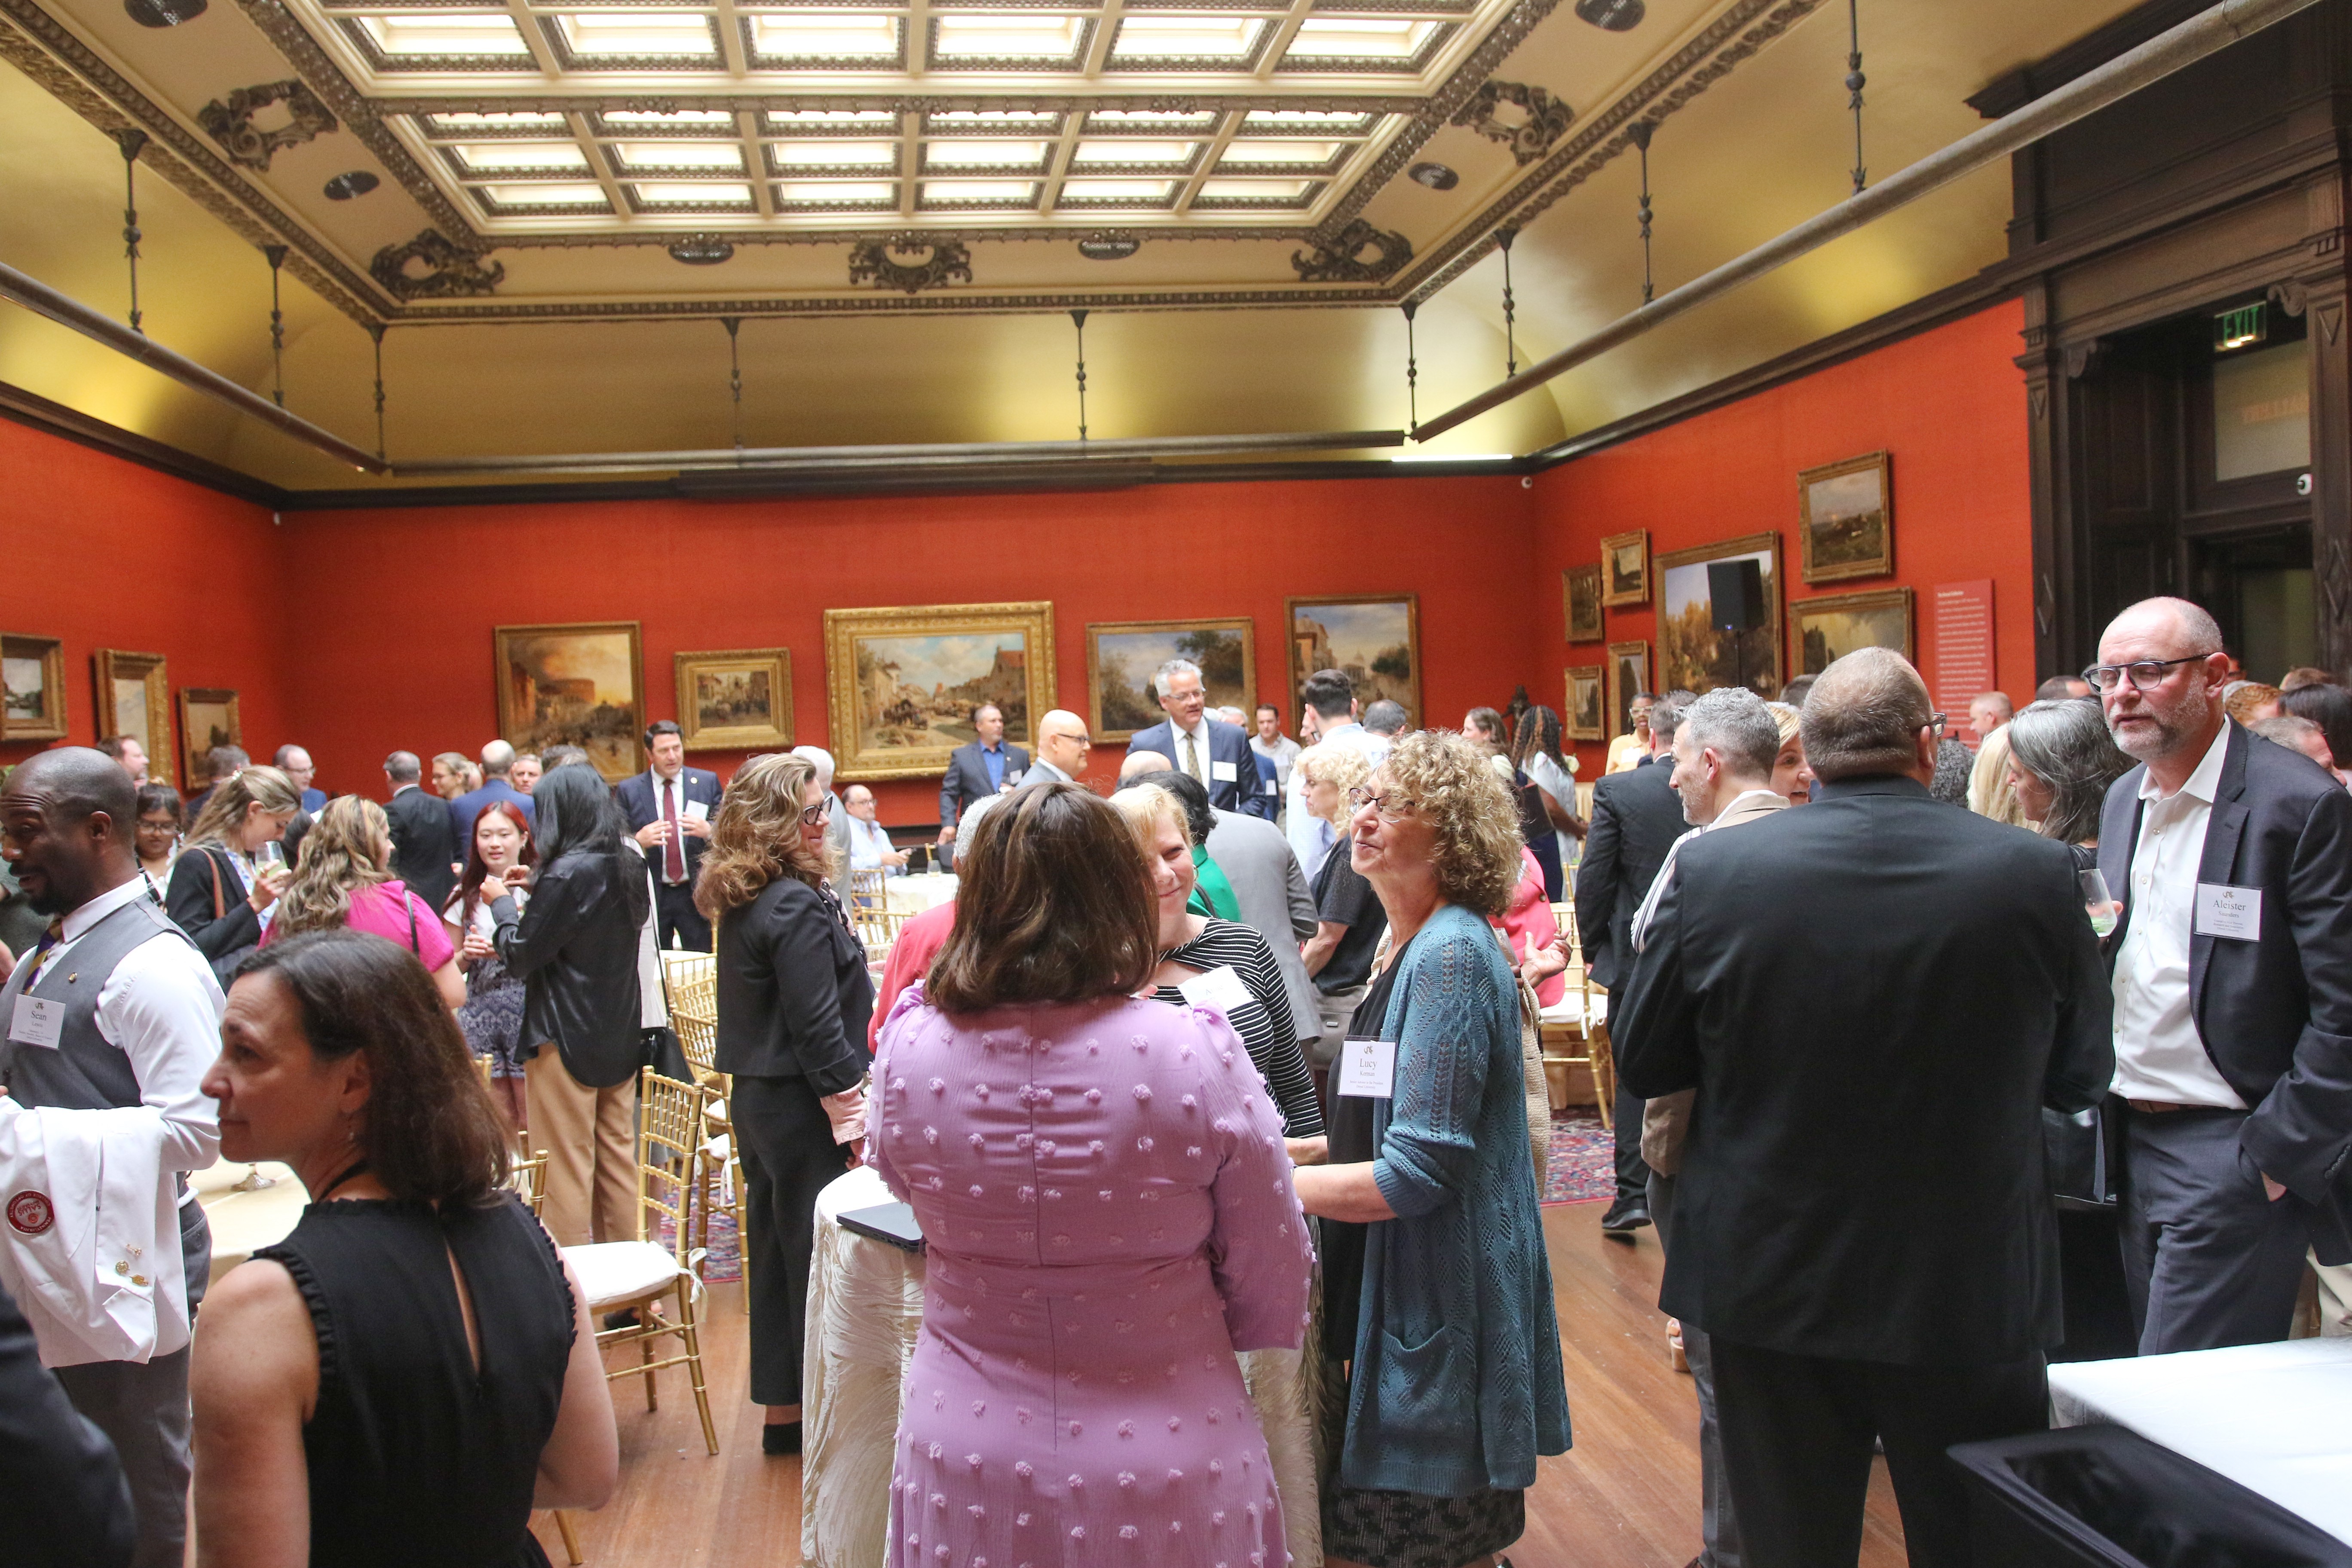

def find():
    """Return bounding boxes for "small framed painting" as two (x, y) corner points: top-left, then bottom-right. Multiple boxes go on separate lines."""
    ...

(178, 689), (242, 787)
(495, 622), (646, 782)
(1565, 664), (1605, 741)
(1564, 565), (1605, 643)
(1600, 531), (1651, 607)
(1, 634), (67, 741)
(675, 647), (793, 751)
(1792, 587), (1915, 677)
(824, 602), (1057, 781)
(1087, 618), (1255, 744)
(1606, 641), (1651, 741)
(1286, 594), (1419, 727)
(1799, 450), (1893, 584)
(95, 649), (173, 787)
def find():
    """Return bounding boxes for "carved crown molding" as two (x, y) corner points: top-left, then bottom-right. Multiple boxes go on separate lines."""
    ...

(196, 78), (335, 171)
(848, 236), (975, 294)
(371, 230), (505, 299)
(1451, 80), (1574, 165)
(1292, 219), (1413, 283)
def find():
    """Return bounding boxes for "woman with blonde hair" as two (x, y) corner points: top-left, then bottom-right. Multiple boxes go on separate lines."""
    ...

(1291, 731), (1570, 1568)
(1968, 723), (2031, 827)
(264, 794), (465, 1009)
(1110, 782), (1326, 1154)
(1766, 700), (1813, 805)
(167, 762), (302, 977)
(698, 751), (872, 1456)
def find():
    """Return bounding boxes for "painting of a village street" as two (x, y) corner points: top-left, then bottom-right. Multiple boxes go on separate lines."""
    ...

(1285, 595), (1419, 726)
(824, 603), (1057, 779)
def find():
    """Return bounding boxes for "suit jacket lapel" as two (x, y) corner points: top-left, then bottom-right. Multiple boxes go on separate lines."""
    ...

(2099, 771), (2145, 963)
(2189, 726), (2252, 1034)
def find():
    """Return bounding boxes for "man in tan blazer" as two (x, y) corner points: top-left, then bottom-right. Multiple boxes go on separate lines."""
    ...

(1626, 684), (1788, 1568)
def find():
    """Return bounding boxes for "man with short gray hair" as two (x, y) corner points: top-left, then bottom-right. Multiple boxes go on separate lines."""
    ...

(1123, 659), (1269, 821)
(1617, 647), (2113, 1565)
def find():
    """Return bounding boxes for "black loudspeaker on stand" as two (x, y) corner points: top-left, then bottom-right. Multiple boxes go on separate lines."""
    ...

(1708, 559), (1766, 693)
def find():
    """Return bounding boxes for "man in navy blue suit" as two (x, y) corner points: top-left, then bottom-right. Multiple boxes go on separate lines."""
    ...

(446, 739), (536, 850)
(936, 703), (1029, 868)
(616, 720), (723, 951)
(1124, 659), (1271, 819)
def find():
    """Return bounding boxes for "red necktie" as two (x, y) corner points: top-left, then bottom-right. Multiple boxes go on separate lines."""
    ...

(662, 781), (686, 883)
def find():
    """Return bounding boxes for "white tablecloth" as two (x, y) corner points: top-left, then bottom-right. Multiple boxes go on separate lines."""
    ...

(799, 1167), (1323, 1568)
(884, 874), (958, 916)
(2048, 1338), (2352, 1545)
(191, 1159), (307, 1286)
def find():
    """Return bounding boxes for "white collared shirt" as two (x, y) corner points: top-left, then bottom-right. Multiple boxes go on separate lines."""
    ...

(1284, 721), (1390, 879)
(844, 814), (902, 875)
(649, 769), (696, 885)
(1629, 788), (1786, 952)
(1171, 717), (1211, 783)
(2111, 722), (2245, 1108)
(21, 876), (224, 1188)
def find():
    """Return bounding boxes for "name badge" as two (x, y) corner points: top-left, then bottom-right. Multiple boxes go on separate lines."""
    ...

(1263, 777), (1280, 796)
(9, 995), (62, 1050)
(2194, 883), (2262, 941)
(1177, 964), (1252, 1014)
(1210, 760), (1239, 783)
(1336, 1037), (1396, 1098)
(683, 799), (710, 821)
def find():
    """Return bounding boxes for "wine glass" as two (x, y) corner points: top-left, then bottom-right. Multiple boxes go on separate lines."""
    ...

(256, 839), (286, 874)
(2079, 868), (2119, 937)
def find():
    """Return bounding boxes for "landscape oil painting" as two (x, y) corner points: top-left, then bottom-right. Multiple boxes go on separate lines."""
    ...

(1793, 588), (1914, 676)
(675, 647), (793, 751)
(1799, 450), (1893, 583)
(1088, 618), (1254, 744)
(1286, 595), (1419, 726)
(1656, 533), (1784, 698)
(494, 622), (645, 781)
(825, 603), (1057, 781)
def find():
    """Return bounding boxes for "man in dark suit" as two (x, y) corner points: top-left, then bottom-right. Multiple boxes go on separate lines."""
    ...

(447, 738), (536, 849)
(2093, 596), (2352, 1353)
(1574, 691), (1693, 1234)
(382, 749), (456, 913)
(1124, 658), (1270, 820)
(1615, 648), (2113, 1568)
(936, 703), (1029, 867)
(616, 720), (723, 951)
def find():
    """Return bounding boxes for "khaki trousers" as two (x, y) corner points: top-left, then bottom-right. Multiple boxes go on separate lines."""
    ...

(525, 1045), (639, 1246)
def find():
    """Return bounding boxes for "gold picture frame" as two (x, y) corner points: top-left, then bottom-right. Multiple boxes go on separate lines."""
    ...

(1798, 450), (1894, 584)
(94, 649), (173, 787)
(1086, 618), (1256, 745)
(2, 634), (67, 741)
(1600, 530), (1651, 607)
(1286, 594), (1420, 727)
(824, 602), (1057, 781)
(1791, 587), (1916, 677)
(674, 647), (794, 752)
(177, 689), (242, 789)
(1565, 664), (1605, 742)
(493, 622), (646, 783)
(1606, 642), (1651, 741)
(1655, 531), (1785, 698)
(1564, 564), (1605, 643)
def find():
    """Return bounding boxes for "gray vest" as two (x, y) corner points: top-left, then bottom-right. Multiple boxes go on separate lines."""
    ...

(0, 891), (194, 1112)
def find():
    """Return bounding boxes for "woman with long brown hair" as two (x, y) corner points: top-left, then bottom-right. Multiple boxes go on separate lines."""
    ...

(264, 796), (464, 1011)
(697, 752), (872, 1456)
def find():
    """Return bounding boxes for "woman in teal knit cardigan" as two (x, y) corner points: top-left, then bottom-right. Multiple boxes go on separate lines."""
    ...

(1293, 729), (1572, 1568)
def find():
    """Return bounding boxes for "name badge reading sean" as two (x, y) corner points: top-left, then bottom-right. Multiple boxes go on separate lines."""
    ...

(2194, 883), (2263, 941)
(1337, 1037), (1396, 1099)
(1177, 964), (1252, 1014)
(9, 995), (62, 1050)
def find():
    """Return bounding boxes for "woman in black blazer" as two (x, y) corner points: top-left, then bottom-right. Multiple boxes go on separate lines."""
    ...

(486, 764), (649, 1248)
(165, 764), (302, 977)
(698, 752), (873, 1457)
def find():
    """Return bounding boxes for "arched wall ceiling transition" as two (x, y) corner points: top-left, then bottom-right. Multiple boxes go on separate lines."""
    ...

(0, 0), (2143, 487)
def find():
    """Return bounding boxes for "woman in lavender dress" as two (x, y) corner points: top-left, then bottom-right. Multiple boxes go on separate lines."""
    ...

(870, 781), (1314, 1568)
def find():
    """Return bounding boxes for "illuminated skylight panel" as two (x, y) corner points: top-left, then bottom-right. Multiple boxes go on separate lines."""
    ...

(611, 141), (746, 170)
(766, 108), (899, 132)
(602, 108), (735, 130)
(1108, 14), (1265, 61)
(424, 110), (566, 135)
(922, 139), (1050, 168)
(774, 179), (896, 204)
(1281, 16), (1436, 59)
(745, 12), (900, 58)
(769, 140), (900, 168)
(1242, 109), (1373, 132)
(452, 141), (591, 172)
(1218, 139), (1339, 164)
(1196, 176), (1312, 199)
(1070, 140), (1194, 166)
(926, 109), (1058, 133)
(551, 9), (717, 56)
(632, 180), (754, 204)
(1086, 109), (1215, 131)
(931, 12), (1087, 59)
(1057, 178), (1176, 202)
(478, 181), (609, 207)
(356, 13), (532, 58)
(920, 179), (1038, 203)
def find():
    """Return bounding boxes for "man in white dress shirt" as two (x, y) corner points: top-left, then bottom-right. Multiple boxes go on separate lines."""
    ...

(842, 786), (907, 879)
(0, 748), (223, 1568)
(1283, 669), (1390, 882)
(1250, 705), (1300, 827)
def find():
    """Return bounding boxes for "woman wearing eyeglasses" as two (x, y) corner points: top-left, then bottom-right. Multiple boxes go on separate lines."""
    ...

(698, 753), (873, 1458)
(1291, 732), (1570, 1568)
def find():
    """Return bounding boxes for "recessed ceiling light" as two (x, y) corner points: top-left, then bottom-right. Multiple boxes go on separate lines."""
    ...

(1575, 0), (1644, 29)
(425, 111), (567, 135)
(932, 13), (1086, 59)
(747, 13), (900, 58)
(634, 181), (754, 205)
(359, 14), (533, 58)
(1087, 110), (1215, 131)
(1221, 140), (1338, 165)
(924, 140), (1051, 167)
(1196, 178), (1312, 200)
(668, 236), (735, 264)
(927, 109), (1059, 132)
(323, 171), (380, 200)
(1077, 233), (1140, 260)
(554, 11), (717, 57)
(604, 109), (736, 129)
(122, 0), (204, 27)
(1242, 110), (1372, 133)
(921, 179), (1039, 202)
(1058, 178), (1175, 202)
(1408, 161), (1457, 190)
(774, 180), (895, 204)
(767, 109), (899, 132)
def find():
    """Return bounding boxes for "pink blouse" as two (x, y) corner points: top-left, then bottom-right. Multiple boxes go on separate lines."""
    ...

(261, 880), (455, 970)
(1495, 846), (1565, 1008)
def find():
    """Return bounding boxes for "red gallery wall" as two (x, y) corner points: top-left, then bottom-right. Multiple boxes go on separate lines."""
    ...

(1531, 302), (2037, 777)
(272, 474), (1545, 822)
(0, 419), (291, 789)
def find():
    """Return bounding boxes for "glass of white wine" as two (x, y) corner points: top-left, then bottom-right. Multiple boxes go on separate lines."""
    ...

(2080, 868), (2119, 937)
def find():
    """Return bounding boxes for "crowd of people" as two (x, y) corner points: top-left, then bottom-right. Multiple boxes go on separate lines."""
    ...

(3, 600), (2349, 1568)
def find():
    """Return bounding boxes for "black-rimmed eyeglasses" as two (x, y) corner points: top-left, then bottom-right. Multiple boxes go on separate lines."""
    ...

(802, 797), (834, 826)
(2081, 656), (2206, 692)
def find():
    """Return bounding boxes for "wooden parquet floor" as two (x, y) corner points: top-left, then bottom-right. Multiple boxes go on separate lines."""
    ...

(534, 1201), (1908, 1568)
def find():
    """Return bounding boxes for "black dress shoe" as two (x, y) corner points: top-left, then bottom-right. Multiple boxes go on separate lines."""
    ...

(1598, 1201), (1652, 1237)
(763, 1422), (803, 1456)
(601, 1308), (640, 1330)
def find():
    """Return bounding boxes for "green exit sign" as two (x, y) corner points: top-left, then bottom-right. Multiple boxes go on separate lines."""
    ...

(2215, 303), (2267, 351)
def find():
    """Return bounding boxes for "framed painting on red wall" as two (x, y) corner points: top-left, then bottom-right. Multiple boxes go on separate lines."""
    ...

(177, 689), (241, 790)
(1798, 450), (1893, 584)
(1564, 565), (1604, 642)
(1791, 587), (1914, 678)
(1286, 594), (1419, 728)
(494, 622), (646, 783)
(1087, 618), (1255, 745)
(1655, 532), (1785, 698)
(824, 602), (1057, 782)
(1566, 665), (1605, 742)
(1605, 641), (1649, 741)
(1600, 532), (1651, 607)
(675, 647), (793, 752)
(2, 634), (66, 741)
(95, 649), (173, 788)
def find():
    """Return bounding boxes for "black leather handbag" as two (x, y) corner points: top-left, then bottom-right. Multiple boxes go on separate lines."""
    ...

(2045, 1101), (2118, 1213)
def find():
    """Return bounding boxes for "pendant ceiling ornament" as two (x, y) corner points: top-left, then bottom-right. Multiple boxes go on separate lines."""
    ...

(848, 236), (974, 294)
(1451, 80), (1575, 165)
(370, 229), (505, 299)
(196, 78), (337, 172)
(1292, 219), (1413, 283)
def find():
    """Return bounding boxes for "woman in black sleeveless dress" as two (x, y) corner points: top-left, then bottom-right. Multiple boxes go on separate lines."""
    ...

(192, 930), (617, 1568)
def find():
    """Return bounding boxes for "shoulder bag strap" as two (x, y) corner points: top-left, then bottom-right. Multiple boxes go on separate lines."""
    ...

(407, 889), (421, 954)
(205, 847), (227, 922)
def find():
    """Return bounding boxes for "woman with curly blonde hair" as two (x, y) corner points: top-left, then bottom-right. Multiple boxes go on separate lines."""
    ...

(1291, 731), (1570, 1568)
(698, 752), (873, 1456)
(263, 795), (466, 1010)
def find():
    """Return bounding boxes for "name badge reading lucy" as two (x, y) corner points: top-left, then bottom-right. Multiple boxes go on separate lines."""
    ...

(1336, 1037), (1396, 1098)
(9, 995), (62, 1050)
(2194, 883), (2263, 941)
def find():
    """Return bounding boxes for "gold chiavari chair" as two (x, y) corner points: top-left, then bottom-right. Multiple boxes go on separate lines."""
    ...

(846, 867), (889, 912)
(1537, 900), (1614, 1126)
(851, 902), (909, 961)
(662, 961), (744, 1257)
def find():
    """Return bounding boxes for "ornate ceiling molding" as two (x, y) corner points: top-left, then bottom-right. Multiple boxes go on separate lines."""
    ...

(1451, 80), (1573, 165)
(847, 236), (975, 294)
(1292, 218), (1413, 282)
(196, 77), (336, 170)
(371, 228), (505, 298)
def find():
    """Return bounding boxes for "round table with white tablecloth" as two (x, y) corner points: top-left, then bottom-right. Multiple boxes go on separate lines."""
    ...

(882, 873), (957, 916)
(799, 1165), (1324, 1568)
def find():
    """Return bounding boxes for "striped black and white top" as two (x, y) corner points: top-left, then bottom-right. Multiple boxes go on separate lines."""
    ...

(1150, 918), (1326, 1139)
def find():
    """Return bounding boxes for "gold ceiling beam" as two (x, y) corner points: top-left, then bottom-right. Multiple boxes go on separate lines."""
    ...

(1411, 0), (2326, 443)
(390, 428), (1406, 477)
